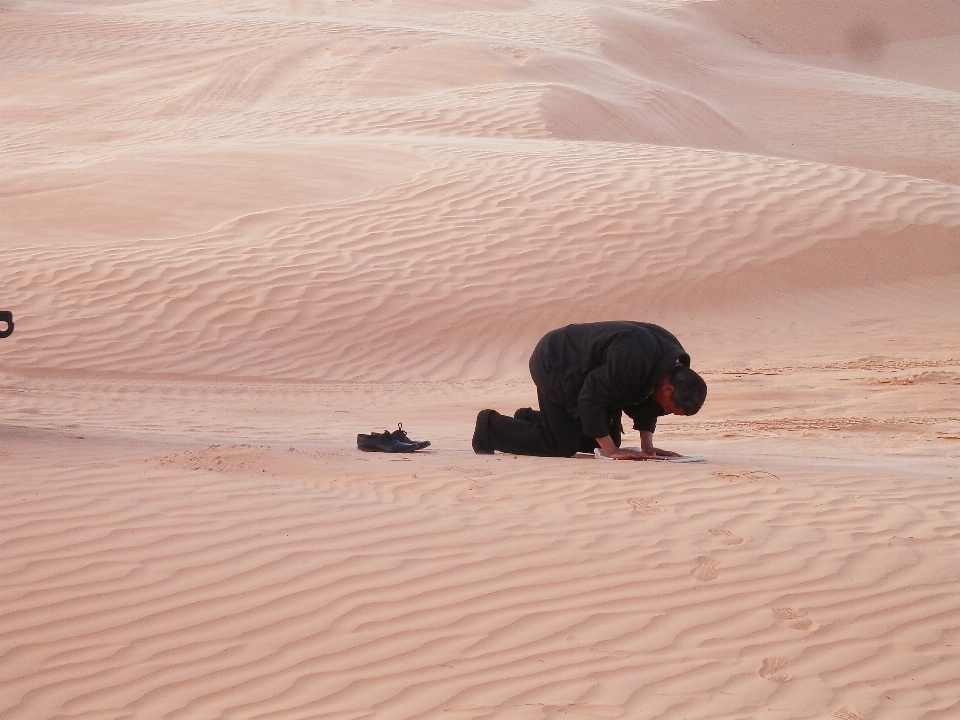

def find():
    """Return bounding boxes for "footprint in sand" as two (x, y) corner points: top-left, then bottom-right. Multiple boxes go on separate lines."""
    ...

(758, 656), (792, 682)
(772, 606), (814, 630)
(709, 528), (744, 545)
(692, 556), (719, 581)
(833, 707), (868, 720)
(628, 497), (664, 514)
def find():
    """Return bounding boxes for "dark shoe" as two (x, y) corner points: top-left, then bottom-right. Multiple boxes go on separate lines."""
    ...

(472, 409), (495, 454)
(513, 407), (541, 423)
(0, 310), (13, 339)
(358, 430), (419, 453)
(389, 423), (430, 450)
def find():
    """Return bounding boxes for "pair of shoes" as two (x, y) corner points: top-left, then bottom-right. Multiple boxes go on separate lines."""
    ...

(472, 409), (495, 454)
(358, 423), (430, 453)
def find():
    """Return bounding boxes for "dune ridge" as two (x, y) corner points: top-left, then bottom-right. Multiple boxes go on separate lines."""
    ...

(1, 1), (958, 719)
(2, 143), (958, 381)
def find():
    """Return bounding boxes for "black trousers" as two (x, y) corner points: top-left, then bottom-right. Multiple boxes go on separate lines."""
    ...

(483, 389), (622, 457)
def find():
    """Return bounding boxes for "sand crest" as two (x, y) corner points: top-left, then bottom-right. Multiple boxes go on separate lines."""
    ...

(1, 1), (958, 718)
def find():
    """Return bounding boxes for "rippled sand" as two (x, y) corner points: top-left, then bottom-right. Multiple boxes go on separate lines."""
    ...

(1, 1), (959, 718)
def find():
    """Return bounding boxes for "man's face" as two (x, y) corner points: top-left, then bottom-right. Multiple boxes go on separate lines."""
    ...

(653, 377), (687, 416)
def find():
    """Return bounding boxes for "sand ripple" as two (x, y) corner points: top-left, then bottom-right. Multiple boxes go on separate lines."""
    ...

(2, 434), (958, 718)
(2, 2), (959, 718)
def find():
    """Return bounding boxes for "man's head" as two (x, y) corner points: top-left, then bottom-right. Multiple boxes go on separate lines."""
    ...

(652, 366), (707, 416)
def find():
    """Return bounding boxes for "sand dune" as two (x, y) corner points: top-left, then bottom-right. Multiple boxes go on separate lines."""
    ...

(1, 1), (958, 718)
(2, 143), (958, 380)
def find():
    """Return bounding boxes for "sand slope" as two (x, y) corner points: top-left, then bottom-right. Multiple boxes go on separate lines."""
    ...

(1, 1), (959, 718)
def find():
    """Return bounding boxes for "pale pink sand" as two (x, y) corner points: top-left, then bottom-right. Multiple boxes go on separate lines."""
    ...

(1, 1), (959, 719)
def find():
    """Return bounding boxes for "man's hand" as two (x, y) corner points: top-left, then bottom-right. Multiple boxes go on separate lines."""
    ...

(648, 447), (682, 458)
(638, 430), (682, 458)
(596, 435), (665, 461)
(608, 448), (666, 461)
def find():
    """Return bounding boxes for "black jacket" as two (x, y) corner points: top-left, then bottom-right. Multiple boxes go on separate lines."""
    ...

(529, 322), (690, 438)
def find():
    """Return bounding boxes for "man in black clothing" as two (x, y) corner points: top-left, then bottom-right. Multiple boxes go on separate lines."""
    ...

(472, 321), (707, 459)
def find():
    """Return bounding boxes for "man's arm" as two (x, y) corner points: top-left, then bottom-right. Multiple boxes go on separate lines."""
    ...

(578, 346), (653, 439)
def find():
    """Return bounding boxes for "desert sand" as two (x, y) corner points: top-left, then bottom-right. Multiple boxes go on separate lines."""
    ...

(1, 1), (959, 718)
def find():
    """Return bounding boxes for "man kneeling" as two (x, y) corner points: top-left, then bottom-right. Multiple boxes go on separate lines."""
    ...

(472, 321), (707, 459)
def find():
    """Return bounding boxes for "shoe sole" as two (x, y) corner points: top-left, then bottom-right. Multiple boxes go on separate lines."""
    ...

(358, 445), (419, 453)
